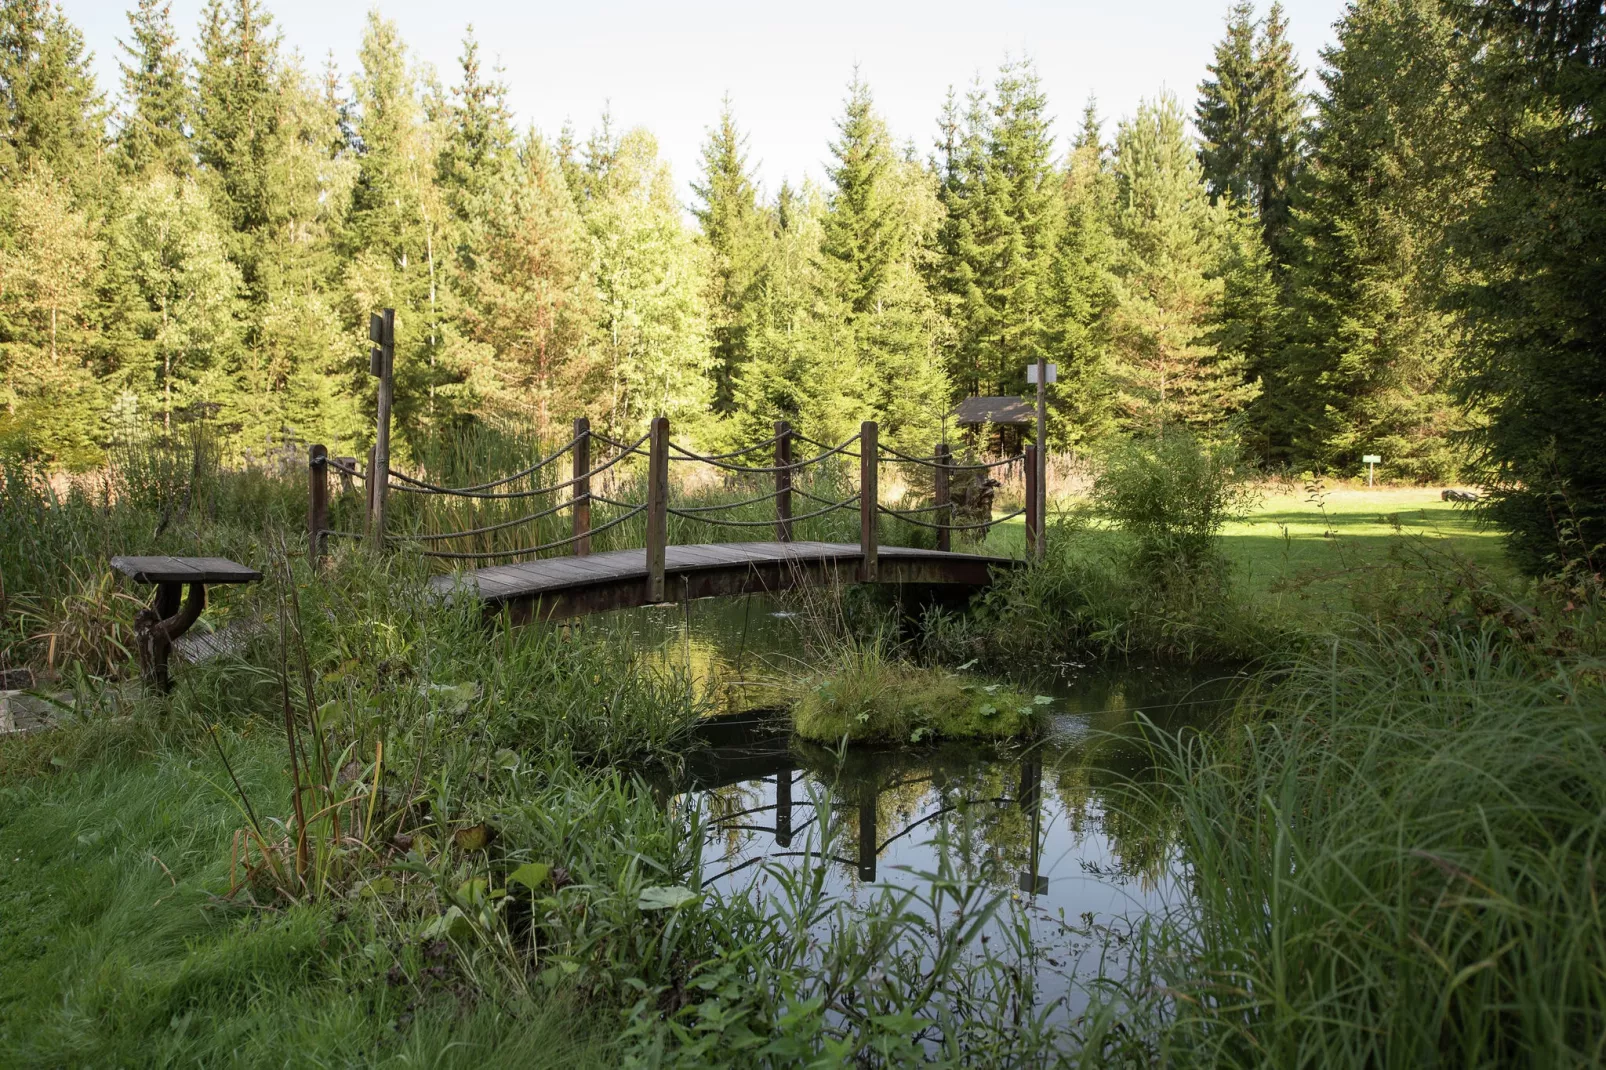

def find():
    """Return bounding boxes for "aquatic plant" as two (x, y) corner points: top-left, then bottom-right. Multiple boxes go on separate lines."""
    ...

(791, 637), (1047, 744)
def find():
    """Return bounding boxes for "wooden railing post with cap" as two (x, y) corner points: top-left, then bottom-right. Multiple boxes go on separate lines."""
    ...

(367, 308), (396, 552)
(572, 416), (591, 556)
(933, 441), (952, 553)
(1024, 444), (1040, 558)
(860, 421), (878, 582)
(645, 416), (669, 602)
(307, 444), (329, 564)
(775, 420), (793, 542)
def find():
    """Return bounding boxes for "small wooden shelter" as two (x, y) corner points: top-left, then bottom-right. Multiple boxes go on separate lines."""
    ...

(950, 396), (1033, 454)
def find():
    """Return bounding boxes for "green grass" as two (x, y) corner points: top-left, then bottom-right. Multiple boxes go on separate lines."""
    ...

(989, 484), (1507, 615)
(791, 640), (1046, 744)
(1122, 625), (1606, 1067)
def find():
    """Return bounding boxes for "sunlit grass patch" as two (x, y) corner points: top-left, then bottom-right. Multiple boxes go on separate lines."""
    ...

(792, 641), (1046, 744)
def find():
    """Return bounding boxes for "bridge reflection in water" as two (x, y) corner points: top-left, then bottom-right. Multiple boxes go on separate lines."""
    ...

(678, 712), (1055, 895)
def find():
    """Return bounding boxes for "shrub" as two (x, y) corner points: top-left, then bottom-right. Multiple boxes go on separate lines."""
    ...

(1091, 430), (1257, 569)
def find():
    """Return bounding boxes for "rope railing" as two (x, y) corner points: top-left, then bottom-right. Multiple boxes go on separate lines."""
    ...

(669, 495), (859, 528)
(384, 431), (648, 500)
(879, 504), (1025, 532)
(411, 504), (647, 561)
(308, 410), (1043, 577)
(667, 434), (861, 475)
(389, 494), (591, 542)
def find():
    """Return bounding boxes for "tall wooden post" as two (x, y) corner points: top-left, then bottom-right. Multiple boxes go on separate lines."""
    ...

(1025, 444), (1040, 559)
(572, 416), (591, 556)
(775, 420), (793, 543)
(645, 416), (669, 602)
(859, 421), (878, 583)
(364, 444), (378, 534)
(857, 792), (878, 883)
(934, 441), (952, 553)
(1035, 352), (1048, 562)
(368, 309), (396, 552)
(775, 769), (793, 848)
(308, 444), (329, 565)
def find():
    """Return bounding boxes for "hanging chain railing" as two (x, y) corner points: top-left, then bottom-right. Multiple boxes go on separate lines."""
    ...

(306, 412), (1035, 589)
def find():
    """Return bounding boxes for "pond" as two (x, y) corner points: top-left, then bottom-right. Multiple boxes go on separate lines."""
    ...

(594, 594), (1242, 1012)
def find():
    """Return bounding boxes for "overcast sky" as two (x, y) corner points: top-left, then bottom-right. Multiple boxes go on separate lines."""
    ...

(71, 0), (1349, 201)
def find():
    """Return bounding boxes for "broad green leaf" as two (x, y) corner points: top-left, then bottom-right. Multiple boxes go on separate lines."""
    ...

(637, 885), (700, 911)
(508, 862), (550, 891)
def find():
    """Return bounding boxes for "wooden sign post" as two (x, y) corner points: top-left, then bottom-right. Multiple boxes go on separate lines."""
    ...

(368, 309), (396, 552)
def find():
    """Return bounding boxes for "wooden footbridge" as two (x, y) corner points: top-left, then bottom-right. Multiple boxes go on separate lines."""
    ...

(304, 313), (1044, 621)
(308, 416), (1043, 621)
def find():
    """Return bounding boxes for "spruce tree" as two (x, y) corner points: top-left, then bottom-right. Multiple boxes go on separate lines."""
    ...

(1196, 2), (1258, 207)
(102, 175), (241, 433)
(583, 125), (713, 435)
(0, 165), (103, 464)
(972, 58), (1060, 399)
(1251, 2), (1306, 256)
(1109, 94), (1257, 432)
(115, 0), (192, 179)
(932, 80), (989, 398)
(1196, 2), (1308, 255)
(692, 99), (770, 414)
(1277, 0), (1472, 477)
(0, 0), (104, 185)
(1044, 100), (1118, 447)
(730, 181), (864, 446)
(822, 76), (947, 449)
(1454, 1), (1606, 571)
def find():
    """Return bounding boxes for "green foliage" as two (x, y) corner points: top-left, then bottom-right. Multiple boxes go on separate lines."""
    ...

(1195, 2), (1307, 255)
(1452, 3), (1606, 575)
(1136, 624), (1606, 1066)
(114, 0), (193, 180)
(792, 637), (1042, 744)
(1093, 430), (1258, 568)
(1274, 0), (1473, 479)
(1110, 95), (1261, 433)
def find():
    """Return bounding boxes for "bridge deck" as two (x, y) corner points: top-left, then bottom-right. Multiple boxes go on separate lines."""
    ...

(429, 540), (1018, 621)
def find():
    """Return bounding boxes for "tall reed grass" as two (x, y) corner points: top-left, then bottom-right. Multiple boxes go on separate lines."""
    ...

(1124, 623), (1606, 1067)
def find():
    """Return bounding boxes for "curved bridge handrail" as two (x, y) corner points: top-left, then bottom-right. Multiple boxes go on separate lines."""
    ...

(667, 434), (861, 475)
(668, 494), (859, 528)
(378, 431), (585, 496)
(878, 504), (1025, 532)
(386, 494), (592, 542)
(385, 431), (648, 500)
(412, 504), (647, 561)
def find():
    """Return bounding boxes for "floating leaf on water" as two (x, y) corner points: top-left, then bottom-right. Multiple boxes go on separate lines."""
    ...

(508, 862), (550, 891)
(637, 885), (699, 911)
(453, 823), (491, 851)
(1033, 695), (1055, 705)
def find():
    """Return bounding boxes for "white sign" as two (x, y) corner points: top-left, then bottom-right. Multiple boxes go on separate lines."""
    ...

(1362, 454), (1381, 464)
(1026, 363), (1058, 385)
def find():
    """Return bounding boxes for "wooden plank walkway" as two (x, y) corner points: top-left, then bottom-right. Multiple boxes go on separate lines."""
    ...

(428, 541), (1019, 622)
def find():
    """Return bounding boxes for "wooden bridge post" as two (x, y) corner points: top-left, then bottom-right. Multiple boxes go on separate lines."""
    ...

(1024, 444), (1040, 559)
(572, 416), (591, 556)
(646, 416), (669, 602)
(775, 420), (793, 542)
(860, 421), (878, 582)
(308, 444), (329, 565)
(934, 441), (952, 553)
(367, 309), (395, 552)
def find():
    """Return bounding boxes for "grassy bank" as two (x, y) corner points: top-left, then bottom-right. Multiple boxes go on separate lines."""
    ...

(4, 433), (1604, 1065)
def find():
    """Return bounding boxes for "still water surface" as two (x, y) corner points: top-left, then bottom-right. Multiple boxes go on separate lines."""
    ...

(596, 595), (1241, 1003)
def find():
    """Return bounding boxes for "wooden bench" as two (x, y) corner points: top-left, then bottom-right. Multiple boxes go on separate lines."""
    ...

(110, 556), (262, 693)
